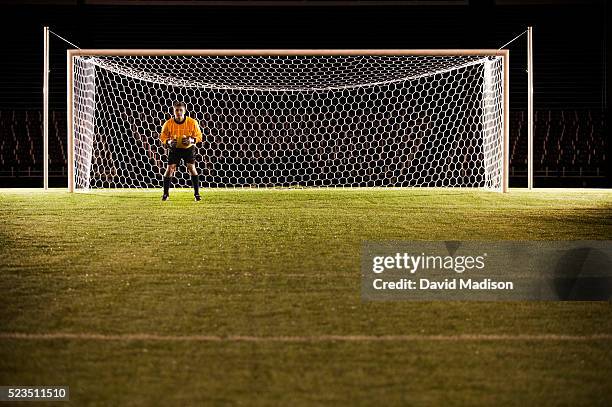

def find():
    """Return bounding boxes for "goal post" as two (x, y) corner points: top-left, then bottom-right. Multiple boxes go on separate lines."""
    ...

(67, 49), (509, 192)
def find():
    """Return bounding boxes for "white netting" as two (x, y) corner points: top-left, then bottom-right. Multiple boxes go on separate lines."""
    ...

(72, 54), (505, 191)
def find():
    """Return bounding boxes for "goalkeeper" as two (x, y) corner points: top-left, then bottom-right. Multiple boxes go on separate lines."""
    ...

(160, 101), (203, 201)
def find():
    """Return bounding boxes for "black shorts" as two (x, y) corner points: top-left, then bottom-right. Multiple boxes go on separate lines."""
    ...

(167, 146), (195, 165)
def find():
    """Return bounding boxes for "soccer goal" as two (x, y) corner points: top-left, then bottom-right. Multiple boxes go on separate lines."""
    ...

(67, 49), (509, 192)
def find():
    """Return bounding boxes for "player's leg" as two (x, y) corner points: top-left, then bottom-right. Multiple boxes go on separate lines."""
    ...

(185, 147), (200, 201)
(162, 163), (177, 201)
(186, 163), (200, 200)
(163, 146), (181, 200)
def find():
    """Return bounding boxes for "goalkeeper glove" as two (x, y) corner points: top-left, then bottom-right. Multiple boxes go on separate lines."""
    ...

(181, 136), (196, 147)
(167, 139), (177, 148)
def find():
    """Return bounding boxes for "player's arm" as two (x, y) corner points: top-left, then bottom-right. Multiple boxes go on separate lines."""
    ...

(192, 119), (203, 144)
(160, 122), (176, 148)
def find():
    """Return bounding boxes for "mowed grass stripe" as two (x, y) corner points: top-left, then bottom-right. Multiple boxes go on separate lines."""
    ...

(2, 332), (612, 342)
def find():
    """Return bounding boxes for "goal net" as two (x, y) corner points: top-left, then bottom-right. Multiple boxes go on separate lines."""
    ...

(69, 51), (507, 192)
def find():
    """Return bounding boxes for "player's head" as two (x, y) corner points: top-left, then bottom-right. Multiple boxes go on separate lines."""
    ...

(172, 101), (187, 121)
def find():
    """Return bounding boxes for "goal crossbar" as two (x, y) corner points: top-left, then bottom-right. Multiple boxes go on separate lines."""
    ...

(68, 49), (508, 57)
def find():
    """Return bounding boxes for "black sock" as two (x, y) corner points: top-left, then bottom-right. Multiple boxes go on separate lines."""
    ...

(191, 174), (200, 196)
(163, 176), (172, 195)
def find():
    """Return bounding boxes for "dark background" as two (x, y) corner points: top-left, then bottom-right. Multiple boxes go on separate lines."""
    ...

(0, 0), (608, 187)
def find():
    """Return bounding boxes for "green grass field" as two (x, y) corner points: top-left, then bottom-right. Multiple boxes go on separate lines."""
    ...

(1, 188), (611, 406)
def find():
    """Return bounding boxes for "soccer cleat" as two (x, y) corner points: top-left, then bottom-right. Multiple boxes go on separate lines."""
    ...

(194, 195), (202, 202)
(162, 194), (169, 201)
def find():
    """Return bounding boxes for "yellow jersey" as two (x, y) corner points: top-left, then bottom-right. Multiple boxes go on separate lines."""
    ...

(160, 116), (203, 149)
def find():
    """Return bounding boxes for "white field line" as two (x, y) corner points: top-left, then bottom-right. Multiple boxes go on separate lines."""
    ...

(3, 187), (611, 194)
(1, 332), (611, 343)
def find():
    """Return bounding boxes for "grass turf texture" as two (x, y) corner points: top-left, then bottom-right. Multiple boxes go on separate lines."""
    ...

(0, 188), (611, 406)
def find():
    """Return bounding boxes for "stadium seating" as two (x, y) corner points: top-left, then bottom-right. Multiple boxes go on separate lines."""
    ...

(509, 109), (604, 176)
(0, 110), (67, 177)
